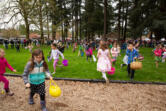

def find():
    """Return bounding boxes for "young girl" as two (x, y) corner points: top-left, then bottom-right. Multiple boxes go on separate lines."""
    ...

(28, 43), (34, 53)
(162, 46), (166, 62)
(49, 43), (64, 74)
(111, 43), (120, 64)
(73, 42), (77, 52)
(22, 49), (52, 111)
(154, 44), (162, 68)
(97, 40), (112, 83)
(85, 44), (93, 61)
(126, 43), (138, 80)
(78, 43), (84, 57)
(0, 48), (16, 96)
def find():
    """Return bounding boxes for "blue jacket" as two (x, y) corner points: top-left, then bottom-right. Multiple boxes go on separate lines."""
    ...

(126, 49), (138, 64)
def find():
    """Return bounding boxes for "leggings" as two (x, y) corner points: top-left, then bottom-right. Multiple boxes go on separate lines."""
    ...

(53, 59), (59, 68)
(30, 92), (45, 101)
(30, 82), (45, 101)
(127, 64), (135, 79)
(87, 55), (92, 61)
(0, 74), (9, 92)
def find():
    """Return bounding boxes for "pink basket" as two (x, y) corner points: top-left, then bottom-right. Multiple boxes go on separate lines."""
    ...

(107, 67), (115, 75)
(112, 59), (116, 62)
(62, 60), (68, 66)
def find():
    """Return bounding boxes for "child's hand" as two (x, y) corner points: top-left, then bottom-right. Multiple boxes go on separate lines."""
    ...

(50, 77), (53, 80)
(13, 69), (17, 72)
(25, 83), (30, 88)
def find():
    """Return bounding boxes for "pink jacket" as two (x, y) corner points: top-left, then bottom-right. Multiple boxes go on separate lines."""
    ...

(89, 48), (93, 55)
(0, 57), (14, 75)
(154, 49), (162, 57)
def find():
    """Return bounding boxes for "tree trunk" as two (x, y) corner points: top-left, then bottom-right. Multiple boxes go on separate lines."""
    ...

(46, 9), (50, 39)
(75, 0), (79, 41)
(52, 20), (56, 40)
(123, 0), (128, 41)
(104, 0), (107, 39)
(39, 0), (44, 44)
(79, 0), (82, 40)
(25, 17), (30, 40)
(121, 0), (125, 38)
(118, 0), (121, 40)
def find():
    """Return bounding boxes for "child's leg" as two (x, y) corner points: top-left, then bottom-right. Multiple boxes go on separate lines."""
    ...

(102, 72), (109, 83)
(90, 55), (92, 61)
(39, 83), (47, 111)
(127, 64), (131, 77)
(130, 69), (135, 79)
(78, 50), (80, 56)
(29, 84), (35, 104)
(121, 64), (126, 68)
(53, 59), (58, 72)
(102, 72), (107, 80)
(0, 75), (9, 92)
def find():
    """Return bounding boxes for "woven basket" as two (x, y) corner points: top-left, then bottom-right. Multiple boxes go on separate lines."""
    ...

(130, 61), (142, 70)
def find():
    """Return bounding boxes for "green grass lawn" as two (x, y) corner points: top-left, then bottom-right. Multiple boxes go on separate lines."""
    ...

(1, 45), (166, 82)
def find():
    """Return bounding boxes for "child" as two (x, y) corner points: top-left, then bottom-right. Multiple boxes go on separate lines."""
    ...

(97, 40), (112, 83)
(85, 44), (92, 61)
(154, 44), (162, 68)
(162, 46), (166, 62)
(121, 44), (129, 68)
(126, 43), (138, 80)
(78, 43), (84, 57)
(73, 42), (77, 52)
(50, 43), (64, 74)
(15, 40), (20, 52)
(22, 49), (52, 111)
(28, 43), (33, 53)
(0, 48), (16, 96)
(111, 43), (120, 64)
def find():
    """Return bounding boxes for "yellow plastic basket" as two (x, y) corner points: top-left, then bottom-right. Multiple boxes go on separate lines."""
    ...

(49, 80), (61, 98)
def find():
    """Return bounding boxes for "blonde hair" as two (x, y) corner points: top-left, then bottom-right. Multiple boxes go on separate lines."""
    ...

(0, 48), (4, 52)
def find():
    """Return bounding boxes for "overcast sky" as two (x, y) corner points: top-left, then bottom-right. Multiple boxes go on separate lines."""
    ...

(0, 0), (117, 30)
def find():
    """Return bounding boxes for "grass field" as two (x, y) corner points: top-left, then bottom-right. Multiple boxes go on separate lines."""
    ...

(1, 45), (166, 82)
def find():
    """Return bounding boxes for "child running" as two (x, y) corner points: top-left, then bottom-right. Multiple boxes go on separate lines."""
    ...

(50, 43), (64, 74)
(0, 48), (16, 96)
(111, 43), (120, 64)
(162, 46), (166, 62)
(97, 40), (112, 83)
(126, 43), (138, 80)
(85, 44), (93, 61)
(154, 44), (162, 68)
(22, 49), (52, 111)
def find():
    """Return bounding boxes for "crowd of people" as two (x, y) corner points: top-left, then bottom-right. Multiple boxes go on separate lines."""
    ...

(0, 38), (166, 111)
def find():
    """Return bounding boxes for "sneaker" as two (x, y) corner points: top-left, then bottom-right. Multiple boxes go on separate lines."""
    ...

(29, 98), (34, 105)
(130, 78), (134, 81)
(52, 72), (56, 74)
(105, 78), (109, 84)
(120, 64), (123, 68)
(6, 92), (14, 96)
(40, 101), (48, 111)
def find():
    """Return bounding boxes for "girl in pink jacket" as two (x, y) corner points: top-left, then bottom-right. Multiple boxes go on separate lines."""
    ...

(0, 48), (16, 96)
(154, 44), (162, 68)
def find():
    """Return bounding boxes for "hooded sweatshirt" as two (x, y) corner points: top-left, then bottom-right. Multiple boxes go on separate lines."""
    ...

(0, 57), (14, 74)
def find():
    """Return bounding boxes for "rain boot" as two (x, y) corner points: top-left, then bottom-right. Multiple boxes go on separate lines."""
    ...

(40, 101), (48, 111)
(29, 97), (34, 105)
